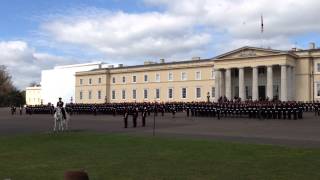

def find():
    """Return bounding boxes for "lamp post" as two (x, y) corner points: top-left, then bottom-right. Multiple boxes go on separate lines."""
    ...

(153, 99), (156, 136)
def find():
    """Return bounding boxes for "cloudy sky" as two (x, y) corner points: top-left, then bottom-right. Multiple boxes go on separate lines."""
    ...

(0, 0), (319, 89)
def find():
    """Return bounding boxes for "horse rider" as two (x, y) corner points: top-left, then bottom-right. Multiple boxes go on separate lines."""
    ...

(57, 97), (66, 120)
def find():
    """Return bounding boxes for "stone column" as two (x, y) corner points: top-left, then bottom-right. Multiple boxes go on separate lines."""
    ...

(214, 69), (221, 101)
(220, 70), (225, 97)
(287, 66), (292, 101)
(238, 67), (245, 101)
(225, 68), (232, 100)
(252, 66), (258, 100)
(267, 66), (273, 100)
(281, 65), (287, 101)
(292, 66), (296, 101)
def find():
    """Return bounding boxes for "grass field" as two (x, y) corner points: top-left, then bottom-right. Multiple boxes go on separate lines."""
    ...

(0, 132), (320, 180)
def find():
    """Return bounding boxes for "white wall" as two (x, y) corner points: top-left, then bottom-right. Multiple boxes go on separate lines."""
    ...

(41, 62), (104, 105)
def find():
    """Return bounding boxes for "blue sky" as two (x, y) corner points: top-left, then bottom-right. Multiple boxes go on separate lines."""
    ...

(0, 0), (319, 89)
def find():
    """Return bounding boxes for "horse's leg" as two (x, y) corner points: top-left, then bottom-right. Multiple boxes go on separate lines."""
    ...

(53, 119), (57, 132)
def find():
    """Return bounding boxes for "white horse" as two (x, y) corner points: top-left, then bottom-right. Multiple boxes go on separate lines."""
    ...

(53, 107), (70, 132)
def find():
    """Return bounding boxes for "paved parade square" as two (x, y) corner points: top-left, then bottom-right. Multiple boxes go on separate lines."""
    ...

(1, 108), (320, 148)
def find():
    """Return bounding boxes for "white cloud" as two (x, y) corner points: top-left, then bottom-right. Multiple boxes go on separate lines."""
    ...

(145, 0), (320, 50)
(41, 9), (211, 61)
(40, 0), (320, 64)
(0, 41), (76, 89)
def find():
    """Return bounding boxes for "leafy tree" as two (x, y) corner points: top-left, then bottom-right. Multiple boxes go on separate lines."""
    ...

(0, 65), (25, 107)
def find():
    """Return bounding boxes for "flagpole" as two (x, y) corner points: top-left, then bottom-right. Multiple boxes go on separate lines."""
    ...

(261, 14), (264, 48)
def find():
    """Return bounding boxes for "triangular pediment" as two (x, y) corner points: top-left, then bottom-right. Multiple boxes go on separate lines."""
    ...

(215, 46), (285, 59)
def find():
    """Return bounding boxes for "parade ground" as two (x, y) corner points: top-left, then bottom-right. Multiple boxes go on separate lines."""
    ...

(1, 108), (320, 148)
(1, 108), (320, 179)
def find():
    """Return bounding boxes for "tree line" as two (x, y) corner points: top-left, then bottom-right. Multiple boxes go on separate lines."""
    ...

(0, 65), (25, 107)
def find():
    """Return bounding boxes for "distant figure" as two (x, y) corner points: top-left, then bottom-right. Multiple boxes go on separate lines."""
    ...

(19, 106), (23, 115)
(142, 107), (147, 127)
(10, 106), (16, 115)
(133, 108), (138, 128)
(123, 109), (128, 128)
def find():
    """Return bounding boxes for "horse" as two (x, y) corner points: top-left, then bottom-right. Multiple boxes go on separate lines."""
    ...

(53, 107), (70, 132)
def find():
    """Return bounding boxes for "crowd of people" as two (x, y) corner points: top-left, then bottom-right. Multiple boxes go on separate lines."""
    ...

(21, 100), (320, 121)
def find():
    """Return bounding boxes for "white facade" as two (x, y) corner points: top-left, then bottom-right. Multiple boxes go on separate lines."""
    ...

(26, 86), (42, 105)
(41, 62), (105, 105)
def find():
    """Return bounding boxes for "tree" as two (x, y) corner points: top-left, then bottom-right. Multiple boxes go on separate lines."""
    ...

(0, 65), (25, 107)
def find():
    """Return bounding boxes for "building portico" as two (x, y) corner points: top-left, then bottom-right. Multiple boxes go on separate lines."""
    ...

(214, 47), (297, 101)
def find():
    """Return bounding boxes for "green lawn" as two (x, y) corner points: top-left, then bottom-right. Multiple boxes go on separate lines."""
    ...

(0, 132), (320, 180)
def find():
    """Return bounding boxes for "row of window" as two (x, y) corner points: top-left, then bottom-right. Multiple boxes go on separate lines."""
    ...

(110, 87), (216, 100)
(80, 77), (102, 85)
(79, 90), (103, 100)
(79, 87), (216, 101)
(80, 70), (216, 85)
(112, 71), (214, 84)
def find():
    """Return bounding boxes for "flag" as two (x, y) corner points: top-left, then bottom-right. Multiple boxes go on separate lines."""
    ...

(261, 15), (264, 33)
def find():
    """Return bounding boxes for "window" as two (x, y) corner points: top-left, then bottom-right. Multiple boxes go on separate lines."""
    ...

(80, 79), (83, 85)
(196, 87), (201, 98)
(144, 74), (148, 82)
(98, 91), (101, 99)
(211, 69), (215, 79)
(181, 88), (187, 98)
(181, 72), (187, 81)
(80, 91), (83, 99)
(317, 63), (320, 72)
(317, 83), (320, 96)
(112, 77), (116, 83)
(89, 78), (92, 84)
(195, 71), (201, 80)
(88, 91), (92, 99)
(122, 76), (126, 83)
(132, 75), (137, 83)
(168, 88), (173, 99)
(211, 87), (215, 97)
(132, 89), (137, 99)
(155, 73), (160, 82)
(144, 89), (148, 99)
(156, 88), (160, 99)
(122, 90), (126, 99)
(168, 72), (173, 81)
(98, 78), (101, 84)
(112, 90), (116, 99)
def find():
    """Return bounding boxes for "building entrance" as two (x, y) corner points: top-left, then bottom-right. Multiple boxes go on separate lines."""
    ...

(259, 86), (266, 100)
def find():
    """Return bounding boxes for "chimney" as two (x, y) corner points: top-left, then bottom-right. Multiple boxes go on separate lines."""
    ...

(160, 59), (165, 63)
(309, 42), (316, 49)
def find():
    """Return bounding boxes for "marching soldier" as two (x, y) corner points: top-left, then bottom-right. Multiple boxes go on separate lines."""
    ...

(142, 107), (147, 127)
(133, 107), (138, 128)
(123, 109), (129, 128)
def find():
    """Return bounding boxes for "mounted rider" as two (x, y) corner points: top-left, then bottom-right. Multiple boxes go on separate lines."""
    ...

(57, 97), (66, 119)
